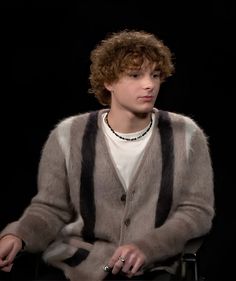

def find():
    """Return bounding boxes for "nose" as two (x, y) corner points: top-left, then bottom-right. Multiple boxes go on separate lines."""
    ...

(142, 75), (155, 90)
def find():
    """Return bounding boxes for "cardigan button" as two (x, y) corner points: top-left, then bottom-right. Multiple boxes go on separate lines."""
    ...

(124, 218), (130, 226)
(120, 194), (126, 202)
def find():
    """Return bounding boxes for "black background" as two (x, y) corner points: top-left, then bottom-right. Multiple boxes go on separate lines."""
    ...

(1, 1), (235, 280)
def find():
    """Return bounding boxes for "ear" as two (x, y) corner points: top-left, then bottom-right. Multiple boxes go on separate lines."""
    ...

(104, 82), (113, 92)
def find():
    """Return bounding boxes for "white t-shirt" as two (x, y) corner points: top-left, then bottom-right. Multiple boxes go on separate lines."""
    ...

(102, 113), (155, 191)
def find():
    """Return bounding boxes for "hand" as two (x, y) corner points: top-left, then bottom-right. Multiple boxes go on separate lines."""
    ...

(0, 235), (23, 272)
(108, 244), (146, 278)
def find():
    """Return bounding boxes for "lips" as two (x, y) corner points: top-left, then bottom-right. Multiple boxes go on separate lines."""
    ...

(139, 96), (154, 100)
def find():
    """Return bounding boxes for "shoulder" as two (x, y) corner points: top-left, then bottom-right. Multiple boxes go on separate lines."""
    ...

(169, 111), (201, 134)
(169, 111), (210, 147)
(56, 111), (93, 131)
(154, 108), (208, 142)
(156, 109), (202, 132)
(43, 111), (101, 158)
(54, 110), (104, 135)
(45, 111), (98, 147)
(166, 111), (198, 129)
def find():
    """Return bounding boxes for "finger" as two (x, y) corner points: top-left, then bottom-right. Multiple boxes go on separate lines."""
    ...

(121, 255), (135, 274)
(0, 252), (11, 267)
(130, 257), (144, 276)
(7, 244), (21, 264)
(0, 241), (14, 263)
(0, 259), (10, 268)
(1, 263), (13, 272)
(108, 248), (122, 268)
(0, 250), (13, 265)
(111, 259), (124, 275)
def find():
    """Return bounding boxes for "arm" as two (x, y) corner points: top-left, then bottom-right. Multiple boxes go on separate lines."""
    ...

(0, 129), (74, 252)
(132, 127), (215, 265)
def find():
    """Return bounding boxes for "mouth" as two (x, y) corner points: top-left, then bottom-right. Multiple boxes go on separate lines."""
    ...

(139, 96), (154, 101)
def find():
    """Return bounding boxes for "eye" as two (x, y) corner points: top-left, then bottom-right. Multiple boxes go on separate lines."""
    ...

(128, 72), (140, 78)
(153, 71), (161, 78)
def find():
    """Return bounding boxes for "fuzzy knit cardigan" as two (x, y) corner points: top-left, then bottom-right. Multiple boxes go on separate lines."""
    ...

(0, 108), (214, 281)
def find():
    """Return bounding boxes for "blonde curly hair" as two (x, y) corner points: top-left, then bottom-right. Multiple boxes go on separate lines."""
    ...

(89, 30), (175, 106)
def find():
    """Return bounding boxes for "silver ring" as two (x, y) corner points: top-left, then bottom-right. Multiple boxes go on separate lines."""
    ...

(103, 264), (112, 272)
(119, 256), (126, 263)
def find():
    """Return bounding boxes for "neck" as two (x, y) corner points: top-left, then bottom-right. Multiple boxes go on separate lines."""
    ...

(105, 112), (153, 142)
(107, 109), (152, 133)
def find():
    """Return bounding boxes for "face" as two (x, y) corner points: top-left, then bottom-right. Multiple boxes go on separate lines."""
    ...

(105, 62), (161, 116)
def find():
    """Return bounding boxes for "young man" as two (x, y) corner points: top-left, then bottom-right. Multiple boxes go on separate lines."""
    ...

(0, 30), (214, 281)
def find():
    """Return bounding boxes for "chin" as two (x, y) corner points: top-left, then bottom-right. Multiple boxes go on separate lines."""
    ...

(137, 105), (154, 113)
(133, 109), (153, 117)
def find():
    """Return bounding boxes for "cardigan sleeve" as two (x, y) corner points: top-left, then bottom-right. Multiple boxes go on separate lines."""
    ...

(0, 128), (74, 252)
(132, 126), (215, 265)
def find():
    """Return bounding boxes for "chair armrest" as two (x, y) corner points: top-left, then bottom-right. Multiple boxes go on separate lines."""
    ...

(11, 251), (42, 280)
(182, 236), (205, 261)
(181, 236), (205, 281)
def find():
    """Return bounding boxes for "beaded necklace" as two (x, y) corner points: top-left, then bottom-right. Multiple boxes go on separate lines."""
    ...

(105, 113), (153, 141)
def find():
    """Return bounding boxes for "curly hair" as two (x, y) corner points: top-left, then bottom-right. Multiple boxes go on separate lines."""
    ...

(89, 30), (175, 106)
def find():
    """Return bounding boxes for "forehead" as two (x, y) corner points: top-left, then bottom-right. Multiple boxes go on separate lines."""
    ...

(126, 60), (158, 71)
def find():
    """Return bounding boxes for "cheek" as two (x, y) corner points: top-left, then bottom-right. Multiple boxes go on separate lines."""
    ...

(118, 85), (134, 98)
(154, 83), (161, 93)
(155, 80), (161, 88)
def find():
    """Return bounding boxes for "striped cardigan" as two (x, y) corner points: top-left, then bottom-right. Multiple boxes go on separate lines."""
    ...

(0, 108), (214, 281)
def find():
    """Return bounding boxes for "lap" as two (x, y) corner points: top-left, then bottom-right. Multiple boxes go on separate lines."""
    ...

(8, 252), (174, 281)
(104, 270), (174, 280)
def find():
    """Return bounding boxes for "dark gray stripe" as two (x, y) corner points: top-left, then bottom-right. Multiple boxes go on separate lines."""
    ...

(63, 248), (90, 267)
(80, 111), (98, 242)
(155, 110), (174, 227)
